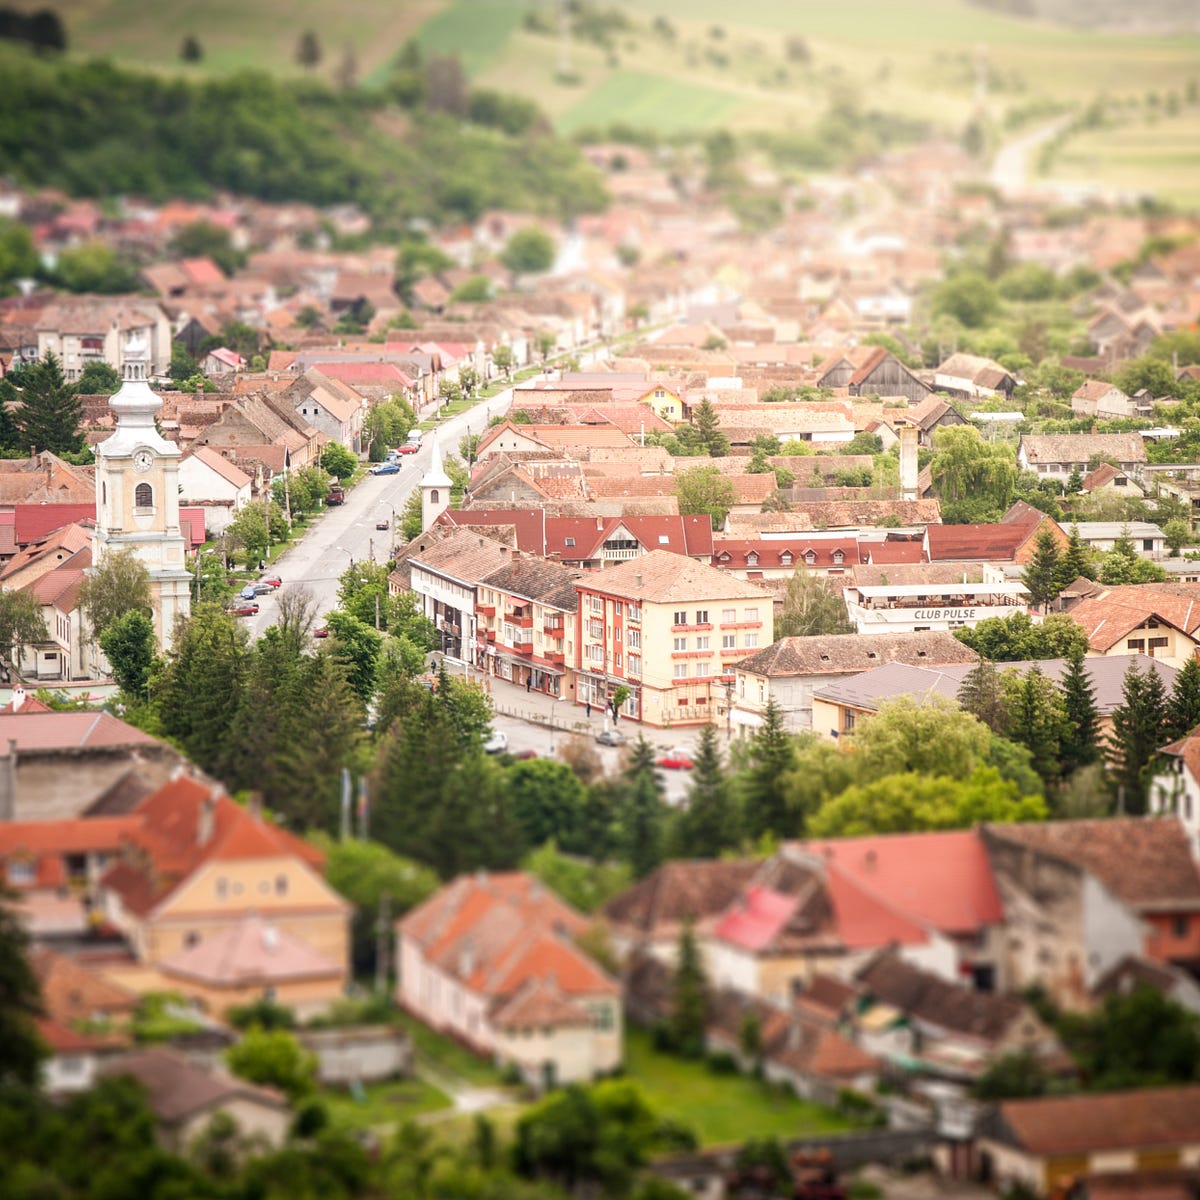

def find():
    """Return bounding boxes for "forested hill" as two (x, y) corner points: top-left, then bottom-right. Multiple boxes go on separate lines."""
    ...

(0, 48), (607, 232)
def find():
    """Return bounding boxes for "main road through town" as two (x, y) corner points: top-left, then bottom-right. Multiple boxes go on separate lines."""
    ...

(242, 387), (513, 640)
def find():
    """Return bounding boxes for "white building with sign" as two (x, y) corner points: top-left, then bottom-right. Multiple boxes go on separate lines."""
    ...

(842, 574), (1030, 635)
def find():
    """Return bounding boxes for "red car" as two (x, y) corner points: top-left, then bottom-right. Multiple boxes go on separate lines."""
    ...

(313, 627), (329, 639)
(656, 747), (695, 770)
(261, 575), (282, 589)
(228, 602), (259, 617)
(396, 442), (420, 455)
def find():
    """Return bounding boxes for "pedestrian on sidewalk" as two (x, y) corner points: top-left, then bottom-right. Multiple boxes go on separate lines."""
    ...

(585, 701), (591, 718)
(526, 676), (532, 693)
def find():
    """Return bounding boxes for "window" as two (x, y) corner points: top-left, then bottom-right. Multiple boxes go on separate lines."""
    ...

(275, 874), (288, 896)
(695, 610), (708, 624)
(746, 552), (759, 566)
(833, 550), (844, 564)
(722, 608), (736, 623)
(614, 602), (623, 616)
(591, 596), (604, 613)
(744, 632), (758, 648)
(216, 877), (228, 899)
(1127, 638), (1146, 651)
(1174, 915), (1190, 938)
(614, 652), (622, 668)
(627, 604), (640, 622)
(429, 489), (439, 504)
(614, 626), (621, 641)
(628, 629), (641, 649)
(658, 535), (670, 545)
(673, 637), (687, 651)
(723, 633), (737, 650)
(1144, 539), (1155, 551)
(590, 1003), (614, 1031)
(843, 710), (856, 732)
(588, 644), (603, 663)
(674, 663), (689, 679)
(1114, 477), (1127, 487)
(744, 608), (757, 622)
(804, 551), (816, 565)
(589, 619), (603, 638)
(5, 860), (35, 886)
(674, 610), (687, 625)
(565, 537), (576, 547)
(696, 636), (709, 650)
(134, 482), (153, 508)
(628, 654), (641, 676)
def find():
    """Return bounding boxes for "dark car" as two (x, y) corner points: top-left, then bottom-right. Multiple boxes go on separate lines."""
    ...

(228, 602), (260, 617)
(376, 518), (389, 530)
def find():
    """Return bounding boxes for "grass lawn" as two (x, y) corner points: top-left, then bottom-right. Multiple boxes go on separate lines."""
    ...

(623, 1026), (853, 1148)
(393, 1010), (504, 1087)
(558, 70), (743, 136)
(322, 1077), (451, 1132)
(414, 0), (527, 78)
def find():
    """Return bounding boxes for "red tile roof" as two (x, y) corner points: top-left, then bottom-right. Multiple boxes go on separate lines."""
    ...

(11, 503), (96, 545)
(712, 885), (799, 951)
(796, 830), (1005, 939)
(0, 711), (158, 752)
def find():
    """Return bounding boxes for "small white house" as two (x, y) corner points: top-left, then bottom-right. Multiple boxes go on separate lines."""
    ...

(178, 447), (254, 534)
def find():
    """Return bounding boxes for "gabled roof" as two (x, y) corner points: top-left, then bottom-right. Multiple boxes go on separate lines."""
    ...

(160, 915), (342, 987)
(989, 1087), (1200, 1157)
(603, 859), (759, 937)
(185, 445), (253, 489)
(398, 871), (617, 1006)
(0, 711), (158, 753)
(30, 947), (138, 1024)
(103, 1047), (287, 1125)
(791, 830), (1005, 938)
(1019, 432), (1146, 465)
(984, 818), (1200, 912)
(576, 549), (772, 604)
(735, 632), (978, 678)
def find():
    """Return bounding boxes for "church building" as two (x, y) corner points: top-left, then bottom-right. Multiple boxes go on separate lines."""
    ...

(92, 334), (192, 651)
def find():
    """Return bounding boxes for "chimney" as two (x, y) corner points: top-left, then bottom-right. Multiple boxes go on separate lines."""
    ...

(0, 738), (16, 822)
(247, 792), (263, 822)
(10, 687), (25, 713)
(898, 424), (918, 501)
(198, 794), (217, 845)
(635, 573), (643, 589)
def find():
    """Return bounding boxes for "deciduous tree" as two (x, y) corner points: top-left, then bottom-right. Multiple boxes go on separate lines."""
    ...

(501, 227), (555, 275)
(775, 566), (854, 638)
(79, 548), (152, 638)
(0, 589), (49, 667)
(0, 886), (44, 1087)
(929, 425), (1016, 522)
(676, 466), (736, 530)
(99, 610), (155, 700)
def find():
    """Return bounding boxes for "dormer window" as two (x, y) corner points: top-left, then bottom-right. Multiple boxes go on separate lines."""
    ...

(134, 482), (153, 509)
(804, 551), (816, 565)
(780, 552), (793, 566)
(833, 550), (844, 564)
(746, 552), (758, 566)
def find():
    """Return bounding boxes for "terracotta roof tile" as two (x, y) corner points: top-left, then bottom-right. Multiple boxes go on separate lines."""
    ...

(577, 549), (773, 605)
(159, 915), (342, 987)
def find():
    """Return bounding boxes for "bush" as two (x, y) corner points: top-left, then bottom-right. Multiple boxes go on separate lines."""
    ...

(706, 1050), (740, 1075)
(227, 998), (296, 1031)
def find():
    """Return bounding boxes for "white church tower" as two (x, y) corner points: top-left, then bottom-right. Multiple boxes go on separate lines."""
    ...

(420, 435), (452, 532)
(92, 332), (192, 651)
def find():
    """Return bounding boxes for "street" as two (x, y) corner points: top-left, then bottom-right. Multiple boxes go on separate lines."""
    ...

(242, 388), (513, 639)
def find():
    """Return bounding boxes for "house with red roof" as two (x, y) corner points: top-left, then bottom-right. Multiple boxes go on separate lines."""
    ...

(396, 871), (622, 1088)
(178, 446), (253, 534)
(98, 777), (350, 1011)
(982, 817), (1200, 1010)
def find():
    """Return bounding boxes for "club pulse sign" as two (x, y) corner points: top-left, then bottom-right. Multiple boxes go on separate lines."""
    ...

(910, 608), (978, 621)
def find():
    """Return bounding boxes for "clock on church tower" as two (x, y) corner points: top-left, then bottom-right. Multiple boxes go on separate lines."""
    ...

(92, 332), (192, 651)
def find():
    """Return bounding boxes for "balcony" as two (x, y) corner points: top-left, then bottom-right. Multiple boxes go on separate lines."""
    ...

(719, 620), (762, 630)
(485, 628), (497, 641)
(477, 604), (496, 617)
(543, 619), (565, 636)
(505, 611), (534, 629)
(545, 650), (565, 666)
(514, 635), (534, 653)
(671, 622), (714, 632)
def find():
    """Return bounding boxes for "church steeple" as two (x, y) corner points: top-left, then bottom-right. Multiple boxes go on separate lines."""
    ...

(92, 330), (191, 654)
(420, 434), (452, 531)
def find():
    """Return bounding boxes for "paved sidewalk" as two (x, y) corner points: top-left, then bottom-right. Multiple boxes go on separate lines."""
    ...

(437, 656), (705, 751)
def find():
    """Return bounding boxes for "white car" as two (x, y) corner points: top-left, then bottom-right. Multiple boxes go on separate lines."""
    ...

(483, 729), (508, 755)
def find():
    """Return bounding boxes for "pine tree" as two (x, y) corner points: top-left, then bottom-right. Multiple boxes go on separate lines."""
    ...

(3, 352), (84, 455)
(1166, 656), (1200, 743)
(0, 887), (44, 1087)
(741, 697), (797, 840)
(620, 736), (664, 878)
(295, 30), (322, 69)
(1054, 524), (1092, 591)
(1005, 666), (1066, 789)
(669, 918), (708, 1057)
(1022, 528), (1062, 610)
(1060, 649), (1100, 775)
(1109, 660), (1169, 814)
(671, 724), (740, 858)
(691, 398), (730, 457)
(956, 659), (1010, 734)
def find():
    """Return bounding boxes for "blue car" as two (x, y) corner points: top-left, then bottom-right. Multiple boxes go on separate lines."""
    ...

(240, 584), (257, 600)
(371, 461), (400, 476)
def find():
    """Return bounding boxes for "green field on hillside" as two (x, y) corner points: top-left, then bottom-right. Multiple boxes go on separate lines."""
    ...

(9, 0), (1200, 205)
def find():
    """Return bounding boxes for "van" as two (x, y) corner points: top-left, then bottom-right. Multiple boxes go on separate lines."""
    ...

(406, 429), (423, 447)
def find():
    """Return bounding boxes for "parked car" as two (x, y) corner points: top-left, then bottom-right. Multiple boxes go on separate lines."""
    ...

(261, 575), (282, 589)
(375, 518), (389, 530)
(595, 729), (626, 747)
(313, 627), (329, 639)
(656, 747), (695, 770)
(513, 748), (538, 761)
(228, 602), (260, 617)
(396, 442), (420, 455)
(483, 729), (509, 754)
(370, 462), (400, 476)
(249, 583), (273, 596)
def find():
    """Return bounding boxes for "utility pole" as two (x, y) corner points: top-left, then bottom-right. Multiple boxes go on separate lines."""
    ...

(374, 890), (391, 996)
(375, 592), (381, 631)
